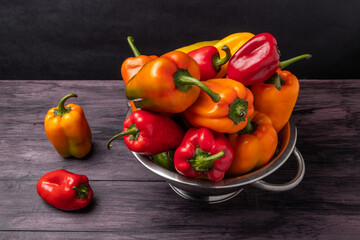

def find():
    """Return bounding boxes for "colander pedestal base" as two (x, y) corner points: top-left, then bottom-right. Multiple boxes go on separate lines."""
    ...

(169, 183), (243, 204)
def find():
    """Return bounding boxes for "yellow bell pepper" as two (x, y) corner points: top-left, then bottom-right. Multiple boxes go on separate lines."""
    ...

(213, 32), (255, 77)
(44, 93), (92, 158)
(175, 40), (219, 53)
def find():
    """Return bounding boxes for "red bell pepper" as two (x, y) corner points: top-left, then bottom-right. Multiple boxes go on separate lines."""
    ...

(174, 128), (233, 181)
(37, 169), (93, 211)
(187, 45), (231, 81)
(227, 33), (280, 86)
(107, 110), (185, 155)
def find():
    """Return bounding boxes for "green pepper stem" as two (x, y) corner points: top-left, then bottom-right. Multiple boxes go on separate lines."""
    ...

(106, 128), (139, 150)
(280, 54), (312, 70)
(107, 124), (140, 150)
(273, 73), (282, 91)
(174, 69), (220, 103)
(189, 149), (225, 172)
(238, 119), (257, 134)
(127, 36), (141, 57)
(264, 73), (284, 91)
(201, 151), (225, 162)
(54, 93), (77, 117)
(228, 97), (248, 125)
(72, 184), (89, 199)
(212, 45), (231, 72)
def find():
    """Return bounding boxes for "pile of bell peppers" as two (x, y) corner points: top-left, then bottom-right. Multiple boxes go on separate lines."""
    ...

(37, 31), (310, 212)
(108, 32), (311, 182)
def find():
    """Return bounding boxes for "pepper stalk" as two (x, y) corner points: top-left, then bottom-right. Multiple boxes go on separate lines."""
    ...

(54, 93), (77, 117)
(265, 54), (312, 91)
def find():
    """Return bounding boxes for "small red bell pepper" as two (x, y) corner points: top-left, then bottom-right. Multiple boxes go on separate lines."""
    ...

(174, 128), (233, 181)
(37, 169), (93, 211)
(107, 110), (185, 155)
(187, 45), (231, 81)
(227, 33), (280, 86)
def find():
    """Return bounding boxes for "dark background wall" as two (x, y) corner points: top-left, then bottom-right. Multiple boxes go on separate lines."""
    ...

(0, 0), (359, 80)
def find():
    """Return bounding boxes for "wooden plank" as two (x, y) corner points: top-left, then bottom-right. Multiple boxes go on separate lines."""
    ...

(0, 80), (359, 181)
(292, 79), (360, 180)
(0, 79), (359, 239)
(0, 180), (359, 239)
(0, 80), (162, 182)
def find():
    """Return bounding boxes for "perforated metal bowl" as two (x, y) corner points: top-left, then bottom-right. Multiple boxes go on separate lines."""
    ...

(127, 108), (305, 203)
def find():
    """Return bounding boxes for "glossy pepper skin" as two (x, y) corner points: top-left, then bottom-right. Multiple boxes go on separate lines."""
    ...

(187, 45), (231, 81)
(174, 128), (233, 181)
(252, 54), (311, 132)
(107, 110), (185, 155)
(37, 169), (93, 211)
(175, 40), (219, 53)
(183, 78), (254, 133)
(227, 111), (278, 177)
(151, 150), (176, 172)
(121, 36), (158, 85)
(121, 36), (158, 112)
(213, 32), (254, 78)
(125, 51), (221, 113)
(44, 94), (92, 158)
(227, 33), (280, 86)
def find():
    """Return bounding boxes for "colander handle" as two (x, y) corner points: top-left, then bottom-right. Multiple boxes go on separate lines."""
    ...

(251, 147), (305, 192)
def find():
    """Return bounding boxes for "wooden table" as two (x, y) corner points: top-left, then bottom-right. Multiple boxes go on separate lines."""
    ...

(1, 80), (359, 239)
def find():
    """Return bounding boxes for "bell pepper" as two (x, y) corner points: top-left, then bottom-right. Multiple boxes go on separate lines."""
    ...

(174, 128), (233, 181)
(151, 150), (176, 172)
(44, 94), (92, 158)
(121, 36), (158, 85)
(175, 40), (219, 53)
(213, 32), (255, 77)
(227, 111), (278, 177)
(252, 54), (311, 132)
(125, 51), (221, 113)
(187, 45), (232, 81)
(121, 36), (158, 112)
(107, 110), (185, 155)
(227, 32), (280, 86)
(37, 169), (93, 211)
(183, 78), (254, 133)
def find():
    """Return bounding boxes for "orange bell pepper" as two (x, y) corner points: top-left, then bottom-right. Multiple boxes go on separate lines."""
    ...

(121, 36), (158, 112)
(213, 32), (254, 78)
(121, 36), (158, 85)
(125, 51), (220, 113)
(44, 94), (92, 158)
(251, 54), (311, 132)
(226, 111), (278, 177)
(183, 78), (254, 133)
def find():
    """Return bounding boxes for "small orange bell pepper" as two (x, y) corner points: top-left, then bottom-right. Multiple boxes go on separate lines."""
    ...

(121, 36), (158, 85)
(213, 32), (254, 78)
(125, 51), (220, 113)
(226, 111), (278, 177)
(251, 54), (311, 132)
(121, 36), (158, 112)
(44, 94), (92, 158)
(183, 78), (254, 133)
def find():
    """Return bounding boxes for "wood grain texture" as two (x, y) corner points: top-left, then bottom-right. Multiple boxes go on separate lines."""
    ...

(0, 80), (160, 182)
(0, 80), (359, 239)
